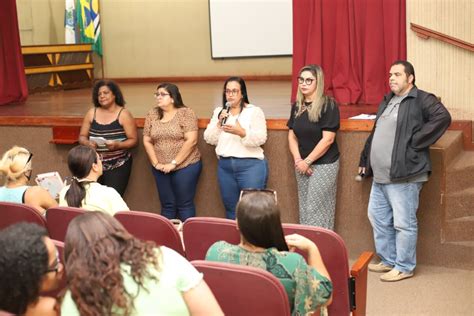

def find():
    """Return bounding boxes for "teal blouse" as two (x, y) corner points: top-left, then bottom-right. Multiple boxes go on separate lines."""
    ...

(206, 241), (332, 315)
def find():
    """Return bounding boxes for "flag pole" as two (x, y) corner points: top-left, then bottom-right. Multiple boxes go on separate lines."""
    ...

(99, 0), (105, 79)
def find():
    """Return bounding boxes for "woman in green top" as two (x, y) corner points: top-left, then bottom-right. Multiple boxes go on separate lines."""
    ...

(206, 190), (333, 315)
(61, 211), (223, 316)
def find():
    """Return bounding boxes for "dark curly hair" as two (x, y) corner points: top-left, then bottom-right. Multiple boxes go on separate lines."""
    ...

(0, 223), (49, 314)
(64, 212), (160, 316)
(92, 80), (126, 107)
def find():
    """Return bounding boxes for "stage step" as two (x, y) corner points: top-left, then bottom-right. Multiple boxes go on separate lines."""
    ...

(444, 188), (474, 220)
(442, 216), (474, 243)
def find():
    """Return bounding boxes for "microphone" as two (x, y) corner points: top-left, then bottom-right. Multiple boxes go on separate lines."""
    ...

(221, 102), (231, 125)
(355, 172), (365, 182)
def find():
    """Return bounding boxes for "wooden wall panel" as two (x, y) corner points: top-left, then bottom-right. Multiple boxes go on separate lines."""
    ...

(407, 0), (473, 121)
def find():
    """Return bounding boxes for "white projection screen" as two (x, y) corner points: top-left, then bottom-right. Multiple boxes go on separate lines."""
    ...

(209, 0), (293, 58)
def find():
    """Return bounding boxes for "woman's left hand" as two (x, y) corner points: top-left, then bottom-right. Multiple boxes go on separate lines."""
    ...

(222, 121), (246, 137)
(161, 163), (176, 174)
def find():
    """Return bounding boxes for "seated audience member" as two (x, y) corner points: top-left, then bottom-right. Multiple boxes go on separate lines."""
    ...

(59, 145), (128, 215)
(0, 223), (63, 316)
(61, 211), (223, 316)
(0, 146), (57, 215)
(206, 190), (333, 315)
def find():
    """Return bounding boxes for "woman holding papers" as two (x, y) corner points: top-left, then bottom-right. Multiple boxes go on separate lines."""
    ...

(0, 146), (57, 215)
(143, 83), (201, 221)
(203, 77), (268, 220)
(78, 80), (137, 196)
(287, 65), (340, 230)
(59, 145), (129, 215)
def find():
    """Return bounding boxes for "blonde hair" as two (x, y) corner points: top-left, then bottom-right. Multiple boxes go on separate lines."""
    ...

(295, 64), (334, 122)
(0, 146), (32, 184)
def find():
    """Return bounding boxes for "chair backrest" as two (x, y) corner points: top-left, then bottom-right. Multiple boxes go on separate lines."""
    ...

(42, 239), (67, 298)
(114, 211), (185, 256)
(182, 217), (240, 260)
(46, 206), (86, 242)
(192, 260), (291, 316)
(0, 202), (46, 230)
(282, 223), (350, 315)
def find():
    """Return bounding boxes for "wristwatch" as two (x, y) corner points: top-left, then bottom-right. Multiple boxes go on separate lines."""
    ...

(171, 159), (177, 166)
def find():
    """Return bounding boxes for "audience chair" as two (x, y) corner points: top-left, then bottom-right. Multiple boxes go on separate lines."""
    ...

(182, 217), (240, 260)
(0, 202), (46, 230)
(282, 223), (373, 316)
(192, 260), (291, 316)
(114, 211), (185, 256)
(46, 206), (85, 242)
(42, 239), (67, 298)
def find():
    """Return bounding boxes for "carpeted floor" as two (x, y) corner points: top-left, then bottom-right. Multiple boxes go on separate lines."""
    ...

(366, 264), (474, 315)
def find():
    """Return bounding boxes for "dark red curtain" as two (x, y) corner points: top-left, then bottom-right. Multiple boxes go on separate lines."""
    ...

(292, 0), (406, 105)
(0, 0), (28, 105)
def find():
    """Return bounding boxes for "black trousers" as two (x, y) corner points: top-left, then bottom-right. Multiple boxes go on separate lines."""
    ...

(98, 156), (132, 196)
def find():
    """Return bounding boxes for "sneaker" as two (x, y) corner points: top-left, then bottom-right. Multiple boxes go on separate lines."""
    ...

(380, 269), (414, 282)
(368, 262), (393, 273)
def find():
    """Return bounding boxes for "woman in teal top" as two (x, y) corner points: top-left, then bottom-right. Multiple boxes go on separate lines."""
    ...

(61, 212), (223, 316)
(0, 146), (57, 215)
(206, 190), (333, 315)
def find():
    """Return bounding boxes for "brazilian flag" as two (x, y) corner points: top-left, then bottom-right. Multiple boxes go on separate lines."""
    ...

(76, 0), (102, 56)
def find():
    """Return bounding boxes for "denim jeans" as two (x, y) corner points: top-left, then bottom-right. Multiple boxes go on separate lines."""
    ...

(368, 181), (423, 273)
(151, 160), (202, 221)
(217, 157), (268, 219)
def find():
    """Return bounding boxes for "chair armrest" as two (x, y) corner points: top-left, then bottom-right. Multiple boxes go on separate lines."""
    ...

(350, 251), (374, 316)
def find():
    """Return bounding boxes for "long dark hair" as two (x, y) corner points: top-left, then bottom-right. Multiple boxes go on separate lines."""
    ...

(220, 77), (250, 116)
(0, 223), (49, 314)
(92, 80), (126, 107)
(65, 145), (98, 208)
(155, 83), (186, 119)
(236, 192), (289, 251)
(64, 212), (159, 316)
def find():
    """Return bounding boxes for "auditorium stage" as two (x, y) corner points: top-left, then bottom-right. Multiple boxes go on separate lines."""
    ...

(0, 81), (378, 123)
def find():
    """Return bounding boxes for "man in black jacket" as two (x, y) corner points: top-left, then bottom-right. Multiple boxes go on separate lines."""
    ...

(359, 60), (451, 282)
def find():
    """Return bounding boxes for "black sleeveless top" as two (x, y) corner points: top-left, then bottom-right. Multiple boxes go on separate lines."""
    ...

(89, 108), (131, 171)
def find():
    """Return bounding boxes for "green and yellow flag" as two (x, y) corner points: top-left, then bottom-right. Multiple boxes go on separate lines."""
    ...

(76, 0), (102, 56)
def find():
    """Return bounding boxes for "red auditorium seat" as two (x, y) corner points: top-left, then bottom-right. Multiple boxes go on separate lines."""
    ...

(46, 206), (85, 242)
(114, 210), (185, 256)
(0, 202), (46, 230)
(192, 260), (291, 316)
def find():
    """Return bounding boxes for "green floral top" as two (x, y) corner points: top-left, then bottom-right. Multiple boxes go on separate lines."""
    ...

(206, 241), (333, 316)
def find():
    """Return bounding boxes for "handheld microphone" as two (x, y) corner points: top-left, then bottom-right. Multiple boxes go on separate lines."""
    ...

(221, 102), (231, 125)
(355, 172), (365, 182)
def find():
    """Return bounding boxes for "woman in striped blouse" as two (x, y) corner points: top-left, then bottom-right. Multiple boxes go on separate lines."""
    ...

(78, 80), (137, 196)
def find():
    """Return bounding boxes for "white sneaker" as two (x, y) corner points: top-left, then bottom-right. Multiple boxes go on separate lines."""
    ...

(368, 262), (393, 273)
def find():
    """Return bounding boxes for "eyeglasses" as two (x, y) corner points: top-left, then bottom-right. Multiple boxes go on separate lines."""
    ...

(297, 77), (316, 85)
(154, 92), (170, 98)
(239, 189), (278, 204)
(45, 249), (60, 274)
(224, 89), (240, 96)
(26, 152), (33, 165)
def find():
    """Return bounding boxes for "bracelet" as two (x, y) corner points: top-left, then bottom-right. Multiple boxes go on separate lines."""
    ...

(153, 162), (159, 168)
(304, 158), (313, 166)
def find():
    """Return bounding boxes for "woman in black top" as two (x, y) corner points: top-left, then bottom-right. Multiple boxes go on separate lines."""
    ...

(287, 64), (340, 230)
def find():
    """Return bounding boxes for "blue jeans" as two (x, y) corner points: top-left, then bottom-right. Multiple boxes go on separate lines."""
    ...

(217, 157), (268, 219)
(151, 161), (202, 221)
(368, 181), (423, 273)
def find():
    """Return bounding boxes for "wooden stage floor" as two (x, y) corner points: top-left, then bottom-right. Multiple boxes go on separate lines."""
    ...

(0, 81), (378, 121)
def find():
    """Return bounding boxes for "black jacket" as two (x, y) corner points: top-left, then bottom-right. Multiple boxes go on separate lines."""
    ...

(359, 87), (451, 181)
